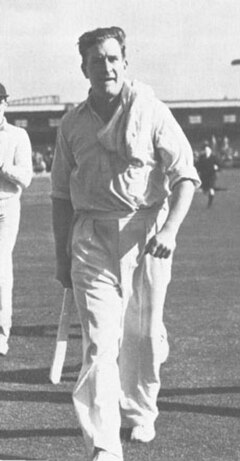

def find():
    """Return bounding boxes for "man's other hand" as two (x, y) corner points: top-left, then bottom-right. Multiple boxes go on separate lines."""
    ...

(144, 229), (176, 259)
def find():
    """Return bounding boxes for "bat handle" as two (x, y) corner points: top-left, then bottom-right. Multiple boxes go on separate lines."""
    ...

(49, 288), (74, 384)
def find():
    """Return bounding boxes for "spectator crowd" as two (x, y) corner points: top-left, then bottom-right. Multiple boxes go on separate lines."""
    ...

(32, 145), (54, 173)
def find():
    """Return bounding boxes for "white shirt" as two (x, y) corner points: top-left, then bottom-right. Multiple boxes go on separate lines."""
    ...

(52, 82), (200, 212)
(0, 118), (33, 199)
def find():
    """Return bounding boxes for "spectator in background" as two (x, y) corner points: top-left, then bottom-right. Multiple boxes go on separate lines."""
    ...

(32, 151), (46, 173)
(220, 136), (233, 165)
(196, 141), (219, 207)
(0, 83), (32, 355)
(210, 134), (219, 157)
(43, 145), (54, 172)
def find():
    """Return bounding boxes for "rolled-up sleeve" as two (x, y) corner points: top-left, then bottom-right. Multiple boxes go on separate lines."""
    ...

(154, 101), (201, 190)
(51, 119), (75, 200)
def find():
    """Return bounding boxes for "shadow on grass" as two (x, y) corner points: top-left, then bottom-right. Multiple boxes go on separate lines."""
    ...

(0, 455), (47, 460)
(0, 388), (72, 403)
(157, 400), (240, 418)
(0, 427), (81, 439)
(0, 365), (81, 385)
(0, 457), (47, 460)
(11, 324), (81, 339)
(159, 386), (240, 397)
(157, 386), (240, 418)
(0, 383), (239, 418)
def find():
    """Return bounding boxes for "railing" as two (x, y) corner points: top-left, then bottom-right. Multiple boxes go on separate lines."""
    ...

(8, 95), (60, 105)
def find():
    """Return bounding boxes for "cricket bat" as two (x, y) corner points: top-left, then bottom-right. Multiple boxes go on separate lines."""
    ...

(49, 288), (74, 384)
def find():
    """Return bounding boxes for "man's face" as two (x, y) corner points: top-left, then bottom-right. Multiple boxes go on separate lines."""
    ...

(0, 98), (7, 123)
(82, 38), (127, 100)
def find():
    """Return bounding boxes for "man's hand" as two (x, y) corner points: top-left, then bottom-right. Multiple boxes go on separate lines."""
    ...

(56, 264), (73, 288)
(144, 228), (176, 259)
(145, 180), (196, 258)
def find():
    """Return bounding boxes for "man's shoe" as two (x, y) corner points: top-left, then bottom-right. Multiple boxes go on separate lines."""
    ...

(130, 423), (156, 443)
(92, 449), (123, 461)
(0, 334), (9, 356)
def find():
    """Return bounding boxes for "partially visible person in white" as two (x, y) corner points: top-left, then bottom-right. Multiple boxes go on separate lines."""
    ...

(0, 83), (32, 356)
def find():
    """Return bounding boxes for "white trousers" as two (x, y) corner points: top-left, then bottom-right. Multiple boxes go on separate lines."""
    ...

(71, 207), (172, 458)
(0, 197), (20, 338)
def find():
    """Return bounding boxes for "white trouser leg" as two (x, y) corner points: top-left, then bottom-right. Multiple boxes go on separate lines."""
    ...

(71, 217), (123, 459)
(0, 198), (20, 338)
(71, 208), (172, 456)
(118, 208), (172, 427)
(119, 255), (172, 427)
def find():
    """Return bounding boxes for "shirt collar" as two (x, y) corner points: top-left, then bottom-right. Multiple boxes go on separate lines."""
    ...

(85, 83), (131, 121)
(0, 116), (7, 131)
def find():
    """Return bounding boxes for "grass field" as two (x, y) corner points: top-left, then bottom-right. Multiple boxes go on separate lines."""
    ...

(0, 168), (240, 461)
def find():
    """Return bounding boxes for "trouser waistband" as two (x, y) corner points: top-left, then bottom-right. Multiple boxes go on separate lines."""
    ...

(74, 206), (162, 221)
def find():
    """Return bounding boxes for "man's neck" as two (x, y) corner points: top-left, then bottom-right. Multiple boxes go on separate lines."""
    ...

(89, 93), (121, 123)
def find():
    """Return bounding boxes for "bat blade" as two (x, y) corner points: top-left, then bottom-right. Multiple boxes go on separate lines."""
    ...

(49, 288), (74, 384)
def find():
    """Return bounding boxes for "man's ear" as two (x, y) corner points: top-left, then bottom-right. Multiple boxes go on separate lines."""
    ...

(81, 63), (89, 79)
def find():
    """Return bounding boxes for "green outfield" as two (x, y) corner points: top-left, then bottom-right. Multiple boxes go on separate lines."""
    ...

(0, 168), (239, 461)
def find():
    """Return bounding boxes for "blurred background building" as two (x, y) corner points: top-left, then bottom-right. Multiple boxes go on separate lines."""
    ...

(5, 95), (240, 172)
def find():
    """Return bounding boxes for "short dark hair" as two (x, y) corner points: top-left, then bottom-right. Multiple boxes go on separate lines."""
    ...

(78, 26), (126, 65)
(0, 83), (9, 99)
